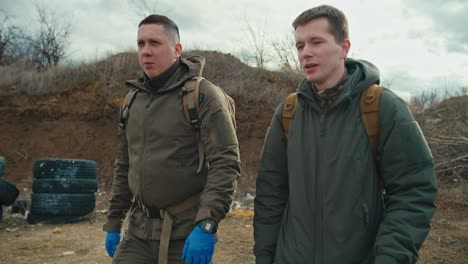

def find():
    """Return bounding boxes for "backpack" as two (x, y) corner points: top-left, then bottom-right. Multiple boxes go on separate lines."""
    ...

(282, 84), (384, 160)
(119, 76), (236, 174)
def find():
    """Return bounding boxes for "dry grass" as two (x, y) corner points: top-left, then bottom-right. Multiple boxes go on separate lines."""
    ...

(0, 50), (302, 108)
(185, 50), (301, 106)
(0, 52), (139, 95)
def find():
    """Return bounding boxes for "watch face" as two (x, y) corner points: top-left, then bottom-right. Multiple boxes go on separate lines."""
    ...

(199, 220), (216, 233)
(203, 221), (213, 232)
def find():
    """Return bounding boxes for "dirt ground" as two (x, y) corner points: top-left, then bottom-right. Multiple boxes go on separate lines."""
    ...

(0, 86), (466, 264)
(0, 193), (256, 264)
(0, 185), (466, 264)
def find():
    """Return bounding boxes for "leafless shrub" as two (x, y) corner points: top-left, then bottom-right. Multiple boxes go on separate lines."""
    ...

(27, 4), (71, 68)
(272, 33), (300, 72)
(0, 10), (28, 65)
(240, 21), (272, 69)
(409, 86), (467, 114)
(130, 0), (161, 18)
(414, 93), (468, 185)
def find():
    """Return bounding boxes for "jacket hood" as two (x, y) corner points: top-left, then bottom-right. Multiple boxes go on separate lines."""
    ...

(125, 55), (206, 93)
(297, 58), (380, 104)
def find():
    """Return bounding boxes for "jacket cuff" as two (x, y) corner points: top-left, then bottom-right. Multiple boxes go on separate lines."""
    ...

(102, 218), (122, 232)
(195, 206), (221, 224)
(256, 255), (274, 264)
(374, 254), (398, 264)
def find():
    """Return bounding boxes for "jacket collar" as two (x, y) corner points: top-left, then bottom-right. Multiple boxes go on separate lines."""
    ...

(125, 55), (206, 93)
(142, 59), (181, 92)
(297, 58), (380, 109)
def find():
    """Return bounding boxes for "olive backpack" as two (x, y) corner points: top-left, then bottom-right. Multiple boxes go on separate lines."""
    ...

(119, 76), (236, 174)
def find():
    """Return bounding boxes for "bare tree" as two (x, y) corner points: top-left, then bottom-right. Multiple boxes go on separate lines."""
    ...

(240, 21), (271, 69)
(129, 0), (161, 18)
(272, 32), (300, 72)
(28, 4), (70, 68)
(0, 11), (23, 64)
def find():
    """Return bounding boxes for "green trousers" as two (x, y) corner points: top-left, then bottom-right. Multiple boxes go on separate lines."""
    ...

(113, 232), (185, 264)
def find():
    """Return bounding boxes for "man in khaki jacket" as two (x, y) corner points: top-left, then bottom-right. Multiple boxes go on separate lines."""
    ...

(103, 14), (240, 264)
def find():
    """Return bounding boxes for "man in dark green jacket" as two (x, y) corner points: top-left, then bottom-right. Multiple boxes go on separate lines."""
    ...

(254, 5), (437, 264)
(103, 14), (240, 264)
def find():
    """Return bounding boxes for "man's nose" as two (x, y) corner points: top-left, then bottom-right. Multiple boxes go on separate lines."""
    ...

(140, 45), (151, 56)
(301, 44), (314, 59)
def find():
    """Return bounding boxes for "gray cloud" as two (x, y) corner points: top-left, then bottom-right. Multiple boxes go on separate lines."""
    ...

(403, 0), (468, 53)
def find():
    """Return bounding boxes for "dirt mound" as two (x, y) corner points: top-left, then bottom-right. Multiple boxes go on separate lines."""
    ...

(414, 95), (468, 183)
(0, 51), (286, 196)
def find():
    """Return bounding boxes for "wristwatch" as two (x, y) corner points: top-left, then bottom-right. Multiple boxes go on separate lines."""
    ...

(197, 219), (217, 234)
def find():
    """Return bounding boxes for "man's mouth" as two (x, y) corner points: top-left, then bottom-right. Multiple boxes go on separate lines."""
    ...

(304, 63), (318, 69)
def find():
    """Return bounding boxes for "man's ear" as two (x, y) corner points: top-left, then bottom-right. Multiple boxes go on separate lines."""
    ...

(175, 42), (182, 58)
(341, 39), (351, 59)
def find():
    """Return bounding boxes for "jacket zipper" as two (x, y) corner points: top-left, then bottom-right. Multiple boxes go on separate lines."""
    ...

(316, 112), (326, 264)
(139, 93), (152, 203)
(364, 203), (369, 225)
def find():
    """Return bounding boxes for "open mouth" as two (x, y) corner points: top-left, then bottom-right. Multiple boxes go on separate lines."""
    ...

(304, 63), (318, 69)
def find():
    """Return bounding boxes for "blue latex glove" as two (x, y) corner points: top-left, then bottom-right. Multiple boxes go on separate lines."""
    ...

(105, 231), (121, 257)
(182, 226), (215, 264)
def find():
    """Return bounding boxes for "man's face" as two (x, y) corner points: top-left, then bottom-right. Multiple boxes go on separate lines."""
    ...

(137, 24), (182, 79)
(295, 17), (350, 88)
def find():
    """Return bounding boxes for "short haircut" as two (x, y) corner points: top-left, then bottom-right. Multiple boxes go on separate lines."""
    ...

(138, 14), (180, 44)
(292, 5), (349, 43)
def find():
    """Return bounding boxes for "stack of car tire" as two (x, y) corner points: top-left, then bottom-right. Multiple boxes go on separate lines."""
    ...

(27, 158), (98, 224)
(0, 156), (20, 221)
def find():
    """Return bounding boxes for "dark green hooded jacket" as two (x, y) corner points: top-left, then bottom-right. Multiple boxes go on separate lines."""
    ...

(254, 59), (437, 264)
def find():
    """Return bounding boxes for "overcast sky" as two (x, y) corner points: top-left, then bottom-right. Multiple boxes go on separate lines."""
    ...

(2, 0), (467, 100)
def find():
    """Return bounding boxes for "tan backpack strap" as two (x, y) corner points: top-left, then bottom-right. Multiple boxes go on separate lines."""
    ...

(282, 93), (298, 139)
(360, 84), (384, 160)
(182, 77), (204, 129)
(182, 77), (205, 173)
(158, 192), (202, 264)
(119, 88), (139, 129)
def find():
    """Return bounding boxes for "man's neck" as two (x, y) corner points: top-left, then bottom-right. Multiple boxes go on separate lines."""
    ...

(144, 59), (180, 90)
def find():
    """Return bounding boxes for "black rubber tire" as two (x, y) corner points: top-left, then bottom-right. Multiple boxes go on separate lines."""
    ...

(30, 193), (96, 216)
(33, 158), (97, 179)
(32, 179), (98, 194)
(0, 156), (5, 177)
(0, 178), (19, 206)
(27, 213), (85, 225)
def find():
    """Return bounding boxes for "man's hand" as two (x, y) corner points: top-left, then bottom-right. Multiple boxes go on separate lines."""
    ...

(182, 226), (215, 264)
(105, 231), (121, 257)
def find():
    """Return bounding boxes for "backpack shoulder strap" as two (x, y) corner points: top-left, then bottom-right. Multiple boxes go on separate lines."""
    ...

(182, 77), (204, 129)
(182, 76), (205, 174)
(360, 84), (384, 160)
(282, 92), (298, 139)
(119, 88), (139, 129)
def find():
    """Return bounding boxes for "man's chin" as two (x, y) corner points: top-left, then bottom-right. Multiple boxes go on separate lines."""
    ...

(305, 75), (318, 83)
(145, 70), (160, 79)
